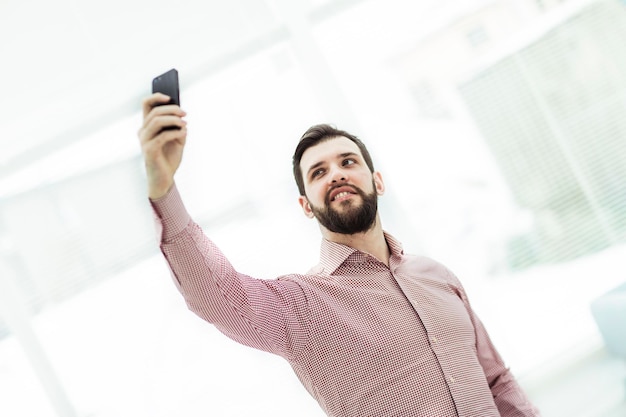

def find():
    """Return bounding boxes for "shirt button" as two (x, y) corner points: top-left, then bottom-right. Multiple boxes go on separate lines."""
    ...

(449, 377), (456, 383)
(431, 337), (438, 343)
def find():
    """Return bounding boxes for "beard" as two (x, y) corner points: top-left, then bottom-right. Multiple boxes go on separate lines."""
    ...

(308, 181), (378, 235)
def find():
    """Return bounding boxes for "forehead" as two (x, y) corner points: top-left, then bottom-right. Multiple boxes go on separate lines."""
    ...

(300, 136), (363, 170)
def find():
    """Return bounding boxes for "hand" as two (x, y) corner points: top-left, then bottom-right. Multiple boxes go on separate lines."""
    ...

(138, 93), (188, 199)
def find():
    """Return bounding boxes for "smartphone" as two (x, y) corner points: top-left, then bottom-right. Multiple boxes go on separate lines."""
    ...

(152, 68), (180, 106)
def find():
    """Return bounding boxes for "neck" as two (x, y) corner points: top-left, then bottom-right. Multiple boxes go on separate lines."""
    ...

(320, 215), (390, 266)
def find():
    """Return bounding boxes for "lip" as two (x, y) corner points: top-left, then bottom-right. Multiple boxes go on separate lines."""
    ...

(328, 185), (358, 202)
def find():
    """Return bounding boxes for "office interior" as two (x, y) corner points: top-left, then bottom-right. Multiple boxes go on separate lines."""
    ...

(1, 0), (625, 416)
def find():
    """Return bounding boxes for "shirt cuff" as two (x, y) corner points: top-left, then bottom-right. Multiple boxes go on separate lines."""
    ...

(149, 184), (191, 242)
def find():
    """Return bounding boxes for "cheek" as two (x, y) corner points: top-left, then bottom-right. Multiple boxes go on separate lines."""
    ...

(306, 184), (325, 202)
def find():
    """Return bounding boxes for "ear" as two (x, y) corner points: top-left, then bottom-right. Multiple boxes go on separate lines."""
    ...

(298, 195), (315, 219)
(373, 171), (385, 196)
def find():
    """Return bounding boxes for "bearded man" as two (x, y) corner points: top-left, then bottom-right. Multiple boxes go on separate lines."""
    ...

(138, 93), (541, 417)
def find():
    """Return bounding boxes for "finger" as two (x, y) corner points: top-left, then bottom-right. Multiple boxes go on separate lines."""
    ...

(139, 116), (187, 145)
(142, 95), (186, 123)
(149, 104), (186, 118)
(142, 93), (171, 118)
(143, 127), (188, 155)
(142, 104), (186, 132)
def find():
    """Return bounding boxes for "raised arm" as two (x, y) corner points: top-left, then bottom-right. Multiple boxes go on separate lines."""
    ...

(137, 93), (188, 199)
(137, 95), (309, 359)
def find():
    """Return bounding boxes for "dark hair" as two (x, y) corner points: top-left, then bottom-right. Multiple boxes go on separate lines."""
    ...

(292, 124), (375, 196)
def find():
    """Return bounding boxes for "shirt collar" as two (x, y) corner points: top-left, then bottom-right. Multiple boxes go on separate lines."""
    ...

(316, 231), (404, 275)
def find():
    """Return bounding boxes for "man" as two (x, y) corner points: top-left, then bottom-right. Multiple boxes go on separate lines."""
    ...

(138, 92), (541, 416)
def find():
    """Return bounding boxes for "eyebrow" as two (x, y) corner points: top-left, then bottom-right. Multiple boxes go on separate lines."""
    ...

(306, 152), (359, 178)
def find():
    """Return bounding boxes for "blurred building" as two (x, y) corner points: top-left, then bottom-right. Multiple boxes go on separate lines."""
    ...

(392, 0), (626, 270)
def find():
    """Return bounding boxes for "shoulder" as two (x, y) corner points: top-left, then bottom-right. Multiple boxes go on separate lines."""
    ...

(401, 253), (452, 276)
(277, 271), (326, 288)
(399, 254), (463, 287)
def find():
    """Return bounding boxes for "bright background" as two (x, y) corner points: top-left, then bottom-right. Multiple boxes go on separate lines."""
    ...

(1, 0), (626, 416)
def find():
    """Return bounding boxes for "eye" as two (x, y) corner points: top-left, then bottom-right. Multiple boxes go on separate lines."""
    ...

(311, 168), (325, 179)
(342, 158), (356, 166)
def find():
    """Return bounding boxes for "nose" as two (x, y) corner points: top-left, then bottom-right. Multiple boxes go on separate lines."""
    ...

(328, 164), (347, 183)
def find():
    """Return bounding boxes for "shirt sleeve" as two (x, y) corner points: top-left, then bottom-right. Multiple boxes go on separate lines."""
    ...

(150, 184), (310, 360)
(445, 270), (542, 417)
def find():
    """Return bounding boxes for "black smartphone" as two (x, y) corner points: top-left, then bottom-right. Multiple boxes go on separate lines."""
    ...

(152, 68), (180, 106)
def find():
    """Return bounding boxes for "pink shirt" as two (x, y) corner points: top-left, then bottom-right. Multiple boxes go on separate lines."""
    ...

(152, 185), (540, 417)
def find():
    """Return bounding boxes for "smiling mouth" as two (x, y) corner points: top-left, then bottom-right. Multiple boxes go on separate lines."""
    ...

(333, 191), (353, 201)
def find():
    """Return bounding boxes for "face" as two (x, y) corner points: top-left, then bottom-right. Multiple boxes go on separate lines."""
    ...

(298, 136), (384, 234)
